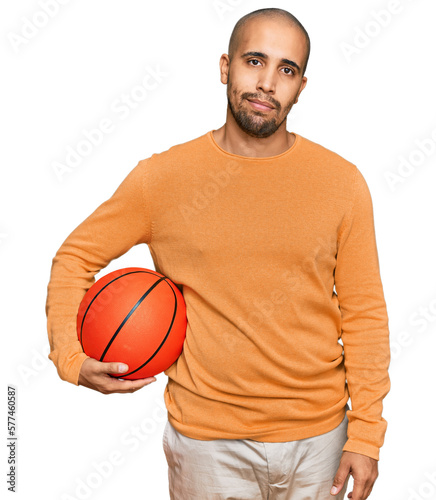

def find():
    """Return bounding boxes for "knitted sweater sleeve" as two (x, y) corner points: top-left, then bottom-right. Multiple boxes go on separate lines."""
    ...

(45, 160), (152, 386)
(335, 166), (391, 461)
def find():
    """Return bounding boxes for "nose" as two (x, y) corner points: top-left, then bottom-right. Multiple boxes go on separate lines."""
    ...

(256, 66), (276, 94)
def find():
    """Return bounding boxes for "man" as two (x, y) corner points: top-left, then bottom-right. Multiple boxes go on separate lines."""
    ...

(45, 7), (391, 500)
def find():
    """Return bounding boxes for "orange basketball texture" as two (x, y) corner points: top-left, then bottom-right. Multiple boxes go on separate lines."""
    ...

(77, 267), (187, 379)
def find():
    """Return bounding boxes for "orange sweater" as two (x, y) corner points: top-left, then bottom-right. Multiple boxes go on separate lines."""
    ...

(45, 130), (391, 461)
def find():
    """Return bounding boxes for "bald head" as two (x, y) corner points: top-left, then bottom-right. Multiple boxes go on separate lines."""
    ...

(228, 8), (311, 76)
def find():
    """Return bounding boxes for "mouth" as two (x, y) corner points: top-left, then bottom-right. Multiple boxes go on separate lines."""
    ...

(247, 98), (275, 112)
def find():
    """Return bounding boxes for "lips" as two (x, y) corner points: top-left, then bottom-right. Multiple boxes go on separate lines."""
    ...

(247, 98), (275, 111)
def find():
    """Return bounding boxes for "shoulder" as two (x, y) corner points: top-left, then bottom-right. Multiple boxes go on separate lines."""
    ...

(135, 131), (210, 187)
(295, 134), (371, 205)
(297, 134), (358, 174)
(142, 131), (209, 166)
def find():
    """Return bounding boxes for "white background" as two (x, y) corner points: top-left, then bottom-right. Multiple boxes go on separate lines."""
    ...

(2, 0), (436, 499)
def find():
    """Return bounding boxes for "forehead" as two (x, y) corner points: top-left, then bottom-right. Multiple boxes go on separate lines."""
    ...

(236, 16), (307, 65)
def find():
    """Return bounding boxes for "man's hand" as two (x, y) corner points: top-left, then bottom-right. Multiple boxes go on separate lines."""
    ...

(78, 357), (157, 394)
(330, 451), (378, 499)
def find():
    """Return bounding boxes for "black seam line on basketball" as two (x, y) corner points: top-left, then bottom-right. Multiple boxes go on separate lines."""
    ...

(99, 276), (167, 362)
(112, 278), (178, 378)
(80, 271), (147, 344)
(79, 270), (161, 345)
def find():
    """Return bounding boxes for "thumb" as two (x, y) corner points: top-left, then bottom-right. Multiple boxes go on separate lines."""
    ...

(103, 362), (129, 375)
(330, 463), (350, 496)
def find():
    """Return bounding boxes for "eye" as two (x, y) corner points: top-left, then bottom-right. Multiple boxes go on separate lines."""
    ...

(282, 67), (294, 76)
(248, 59), (261, 66)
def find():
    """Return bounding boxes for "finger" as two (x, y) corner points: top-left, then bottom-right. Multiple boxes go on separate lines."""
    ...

(101, 362), (129, 375)
(109, 373), (157, 384)
(349, 479), (366, 500)
(106, 376), (156, 393)
(106, 379), (154, 393)
(115, 376), (157, 386)
(365, 484), (374, 499)
(331, 466), (350, 496)
(361, 480), (374, 500)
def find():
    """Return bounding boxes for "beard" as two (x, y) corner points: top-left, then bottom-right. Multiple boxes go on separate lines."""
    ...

(227, 81), (294, 139)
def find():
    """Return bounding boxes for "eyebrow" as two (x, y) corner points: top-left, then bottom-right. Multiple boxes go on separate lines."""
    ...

(240, 51), (301, 74)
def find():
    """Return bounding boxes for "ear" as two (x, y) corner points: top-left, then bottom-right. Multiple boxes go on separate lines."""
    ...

(294, 76), (308, 104)
(219, 54), (230, 85)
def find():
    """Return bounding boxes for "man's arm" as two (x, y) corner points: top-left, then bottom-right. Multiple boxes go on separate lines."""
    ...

(45, 159), (153, 388)
(334, 166), (391, 462)
(330, 166), (390, 498)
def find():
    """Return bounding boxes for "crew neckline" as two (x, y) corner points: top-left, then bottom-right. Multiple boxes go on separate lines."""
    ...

(207, 129), (301, 161)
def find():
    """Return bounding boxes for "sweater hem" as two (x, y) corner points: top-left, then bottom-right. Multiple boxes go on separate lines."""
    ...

(167, 407), (347, 443)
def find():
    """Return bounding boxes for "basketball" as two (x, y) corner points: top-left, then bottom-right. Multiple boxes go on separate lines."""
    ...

(76, 267), (187, 380)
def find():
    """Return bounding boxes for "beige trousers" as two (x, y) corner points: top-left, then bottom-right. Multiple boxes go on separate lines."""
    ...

(163, 404), (350, 500)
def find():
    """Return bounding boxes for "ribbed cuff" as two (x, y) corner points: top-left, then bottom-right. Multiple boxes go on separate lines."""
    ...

(342, 439), (380, 461)
(49, 350), (89, 386)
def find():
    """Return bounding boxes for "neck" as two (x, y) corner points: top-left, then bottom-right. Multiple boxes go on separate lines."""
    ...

(213, 113), (294, 158)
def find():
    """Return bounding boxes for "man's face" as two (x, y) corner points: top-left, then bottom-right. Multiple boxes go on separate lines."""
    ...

(223, 17), (308, 138)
